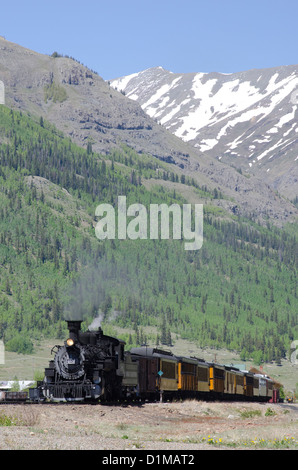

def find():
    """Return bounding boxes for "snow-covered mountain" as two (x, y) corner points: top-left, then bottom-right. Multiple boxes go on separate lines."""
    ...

(111, 66), (298, 200)
(1, 36), (296, 224)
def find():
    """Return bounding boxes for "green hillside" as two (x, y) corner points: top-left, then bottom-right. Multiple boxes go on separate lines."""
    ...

(0, 105), (297, 364)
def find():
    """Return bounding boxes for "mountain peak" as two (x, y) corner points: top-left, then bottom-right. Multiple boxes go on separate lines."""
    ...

(110, 65), (298, 200)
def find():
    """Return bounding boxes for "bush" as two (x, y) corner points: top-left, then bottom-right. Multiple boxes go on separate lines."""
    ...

(265, 407), (277, 417)
(5, 335), (34, 354)
(0, 412), (16, 426)
(240, 409), (262, 419)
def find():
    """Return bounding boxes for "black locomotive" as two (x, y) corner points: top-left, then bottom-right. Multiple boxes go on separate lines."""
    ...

(29, 320), (279, 403)
(30, 320), (138, 402)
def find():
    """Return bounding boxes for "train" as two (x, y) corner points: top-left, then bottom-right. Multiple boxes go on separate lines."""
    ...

(1, 320), (279, 403)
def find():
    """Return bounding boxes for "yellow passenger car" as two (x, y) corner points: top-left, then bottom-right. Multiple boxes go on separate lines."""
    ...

(225, 367), (237, 395)
(177, 357), (198, 393)
(197, 361), (210, 393)
(209, 364), (225, 394)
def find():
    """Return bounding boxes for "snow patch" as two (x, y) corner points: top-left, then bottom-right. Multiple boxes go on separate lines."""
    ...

(111, 72), (139, 92)
(198, 138), (218, 151)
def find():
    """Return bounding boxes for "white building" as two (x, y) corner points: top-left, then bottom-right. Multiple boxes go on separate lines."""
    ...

(0, 380), (34, 391)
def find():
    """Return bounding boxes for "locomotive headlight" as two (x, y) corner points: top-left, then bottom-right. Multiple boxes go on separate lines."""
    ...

(66, 338), (74, 347)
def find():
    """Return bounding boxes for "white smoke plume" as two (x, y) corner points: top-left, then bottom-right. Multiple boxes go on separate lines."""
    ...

(88, 314), (104, 330)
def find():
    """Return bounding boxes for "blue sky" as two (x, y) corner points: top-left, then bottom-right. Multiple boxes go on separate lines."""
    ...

(1, 0), (298, 80)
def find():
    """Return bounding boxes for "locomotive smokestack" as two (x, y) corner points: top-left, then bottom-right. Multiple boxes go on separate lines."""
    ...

(66, 320), (82, 342)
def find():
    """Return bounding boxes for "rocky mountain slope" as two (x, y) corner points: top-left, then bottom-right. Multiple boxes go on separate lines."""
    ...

(1, 104), (296, 359)
(111, 66), (298, 201)
(0, 36), (297, 224)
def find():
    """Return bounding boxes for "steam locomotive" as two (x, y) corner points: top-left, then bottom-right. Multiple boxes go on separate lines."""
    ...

(30, 320), (138, 402)
(29, 320), (278, 403)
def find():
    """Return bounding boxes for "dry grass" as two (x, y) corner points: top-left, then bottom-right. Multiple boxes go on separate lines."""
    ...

(0, 401), (297, 450)
(0, 406), (40, 427)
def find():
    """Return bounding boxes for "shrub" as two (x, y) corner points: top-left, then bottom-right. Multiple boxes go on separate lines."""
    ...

(265, 407), (277, 417)
(0, 412), (16, 426)
(240, 409), (262, 419)
(5, 334), (34, 354)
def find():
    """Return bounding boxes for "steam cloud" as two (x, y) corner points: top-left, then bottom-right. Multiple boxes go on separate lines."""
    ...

(88, 314), (104, 330)
(63, 255), (139, 327)
(64, 261), (114, 322)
